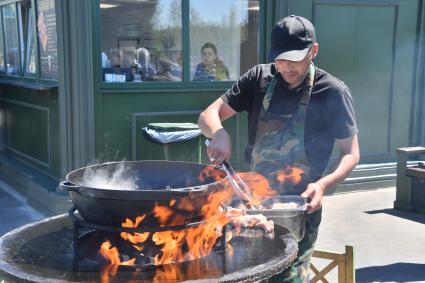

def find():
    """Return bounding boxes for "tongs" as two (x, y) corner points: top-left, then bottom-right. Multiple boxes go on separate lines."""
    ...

(205, 139), (257, 209)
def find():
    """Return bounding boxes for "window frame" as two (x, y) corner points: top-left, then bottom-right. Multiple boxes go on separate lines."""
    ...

(2, 2), (22, 77)
(0, 9), (5, 74)
(0, 0), (58, 85)
(22, 2), (37, 77)
(95, 0), (268, 91)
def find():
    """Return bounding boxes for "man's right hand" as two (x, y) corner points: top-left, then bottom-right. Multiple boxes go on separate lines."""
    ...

(207, 128), (232, 165)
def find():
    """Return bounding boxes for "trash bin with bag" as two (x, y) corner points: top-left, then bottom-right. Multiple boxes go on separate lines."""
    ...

(142, 122), (202, 162)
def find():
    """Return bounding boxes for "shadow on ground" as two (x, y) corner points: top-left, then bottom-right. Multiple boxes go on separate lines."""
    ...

(365, 208), (425, 225)
(356, 262), (425, 283)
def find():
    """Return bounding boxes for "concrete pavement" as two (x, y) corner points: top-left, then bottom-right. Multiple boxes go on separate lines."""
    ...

(314, 187), (425, 283)
(0, 181), (45, 236)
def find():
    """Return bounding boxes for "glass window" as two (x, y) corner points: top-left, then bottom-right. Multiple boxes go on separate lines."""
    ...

(100, 0), (182, 82)
(36, 0), (58, 80)
(189, 0), (260, 81)
(0, 13), (4, 73)
(3, 4), (21, 76)
(25, 6), (36, 74)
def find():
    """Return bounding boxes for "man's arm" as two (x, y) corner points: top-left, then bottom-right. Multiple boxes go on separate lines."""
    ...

(301, 134), (360, 213)
(198, 97), (237, 165)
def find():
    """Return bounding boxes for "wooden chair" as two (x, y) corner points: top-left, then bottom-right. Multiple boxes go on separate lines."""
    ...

(310, 245), (354, 283)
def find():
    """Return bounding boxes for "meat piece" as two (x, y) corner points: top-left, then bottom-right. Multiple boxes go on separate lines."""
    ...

(227, 207), (274, 233)
(270, 202), (299, 209)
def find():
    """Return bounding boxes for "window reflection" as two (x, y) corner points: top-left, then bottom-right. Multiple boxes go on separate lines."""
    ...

(3, 4), (21, 75)
(0, 13), (4, 73)
(24, 5), (36, 74)
(100, 0), (182, 82)
(189, 0), (260, 81)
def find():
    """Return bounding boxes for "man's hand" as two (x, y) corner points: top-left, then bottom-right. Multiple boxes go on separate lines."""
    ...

(301, 182), (325, 214)
(198, 97), (237, 165)
(207, 128), (232, 165)
(300, 134), (360, 214)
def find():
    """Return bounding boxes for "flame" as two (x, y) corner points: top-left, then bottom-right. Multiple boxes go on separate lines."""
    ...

(99, 179), (234, 281)
(276, 166), (304, 185)
(99, 241), (136, 283)
(237, 172), (277, 205)
(99, 164), (296, 281)
(120, 215), (150, 245)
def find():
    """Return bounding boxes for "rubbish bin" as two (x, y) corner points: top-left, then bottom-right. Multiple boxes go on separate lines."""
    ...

(142, 122), (202, 162)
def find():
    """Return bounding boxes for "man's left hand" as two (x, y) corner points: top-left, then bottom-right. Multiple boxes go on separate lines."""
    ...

(301, 182), (325, 214)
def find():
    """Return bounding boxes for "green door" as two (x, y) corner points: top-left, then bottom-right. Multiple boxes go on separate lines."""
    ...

(286, 0), (421, 163)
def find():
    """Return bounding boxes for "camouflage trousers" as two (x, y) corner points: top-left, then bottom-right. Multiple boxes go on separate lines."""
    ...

(267, 208), (322, 283)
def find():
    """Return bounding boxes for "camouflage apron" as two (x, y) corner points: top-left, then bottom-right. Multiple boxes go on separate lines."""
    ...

(251, 64), (322, 282)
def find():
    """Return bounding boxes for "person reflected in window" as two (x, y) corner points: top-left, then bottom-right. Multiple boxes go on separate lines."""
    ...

(193, 42), (229, 81)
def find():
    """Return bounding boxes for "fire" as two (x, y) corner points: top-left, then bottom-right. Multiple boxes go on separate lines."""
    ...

(120, 215), (150, 247)
(99, 185), (234, 282)
(98, 164), (303, 282)
(237, 172), (277, 205)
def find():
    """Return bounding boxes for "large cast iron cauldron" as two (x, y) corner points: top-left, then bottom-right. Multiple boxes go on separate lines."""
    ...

(60, 160), (229, 226)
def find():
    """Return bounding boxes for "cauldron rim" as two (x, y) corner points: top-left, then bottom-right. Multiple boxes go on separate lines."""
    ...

(62, 160), (229, 199)
(0, 214), (298, 283)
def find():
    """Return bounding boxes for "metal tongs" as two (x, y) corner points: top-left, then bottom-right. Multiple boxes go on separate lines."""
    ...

(205, 139), (257, 209)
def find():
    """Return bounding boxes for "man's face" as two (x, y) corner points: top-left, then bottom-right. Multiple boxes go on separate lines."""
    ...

(274, 43), (318, 89)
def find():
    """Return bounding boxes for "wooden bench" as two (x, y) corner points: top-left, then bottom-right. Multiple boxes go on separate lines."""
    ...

(395, 146), (425, 213)
(310, 245), (354, 283)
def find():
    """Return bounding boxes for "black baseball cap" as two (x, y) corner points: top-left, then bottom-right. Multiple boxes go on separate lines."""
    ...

(268, 15), (316, 62)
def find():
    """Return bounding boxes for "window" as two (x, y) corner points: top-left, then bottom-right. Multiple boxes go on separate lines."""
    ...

(190, 0), (260, 81)
(0, 13), (4, 73)
(3, 4), (21, 76)
(100, 0), (182, 82)
(36, 0), (58, 80)
(0, 0), (58, 80)
(25, 5), (36, 74)
(99, 0), (260, 83)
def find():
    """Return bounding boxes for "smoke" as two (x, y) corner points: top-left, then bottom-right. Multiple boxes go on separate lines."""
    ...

(81, 162), (139, 190)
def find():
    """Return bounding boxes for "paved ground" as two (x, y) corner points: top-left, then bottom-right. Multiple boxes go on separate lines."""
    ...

(0, 183), (424, 282)
(314, 187), (425, 283)
(0, 181), (45, 236)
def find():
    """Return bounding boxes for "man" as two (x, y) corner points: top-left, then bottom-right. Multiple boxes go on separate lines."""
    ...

(198, 15), (360, 282)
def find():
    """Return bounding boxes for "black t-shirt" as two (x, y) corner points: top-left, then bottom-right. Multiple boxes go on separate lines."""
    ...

(221, 63), (358, 174)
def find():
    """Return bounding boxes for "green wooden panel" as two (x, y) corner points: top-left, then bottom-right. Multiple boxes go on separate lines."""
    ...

(314, 4), (396, 156)
(288, 0), (419, 163)
(5, 100), (49, 165)
(391, 0), (419, 150)
(0, 86), (60, 176)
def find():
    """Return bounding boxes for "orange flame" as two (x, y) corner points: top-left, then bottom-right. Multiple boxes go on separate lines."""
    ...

(99, 241), (136, 283)
(237, 172), (277, 205)
(99, 181), (234, 282)
(120, 215), (150, 245)
(99, 164), (296, 282)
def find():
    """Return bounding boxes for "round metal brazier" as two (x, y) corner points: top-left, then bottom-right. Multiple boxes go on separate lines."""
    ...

(60, 160), (229, 226)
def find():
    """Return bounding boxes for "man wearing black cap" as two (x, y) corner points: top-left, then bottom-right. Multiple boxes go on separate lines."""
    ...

(198, 15), (359, 281)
